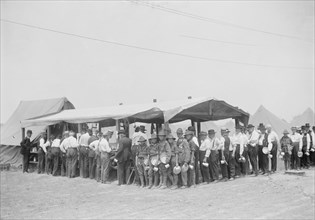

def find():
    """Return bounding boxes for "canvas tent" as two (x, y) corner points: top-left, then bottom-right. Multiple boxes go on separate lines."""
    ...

(21, 97), (249, 129)
(290, 108), (315, 127)
(249, 105), (290, 136)
(0, 97), (75, 166)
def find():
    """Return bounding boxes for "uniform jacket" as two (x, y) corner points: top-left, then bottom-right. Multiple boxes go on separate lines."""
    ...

(178, 139), (190, 164)
(136, 144), (149, 158)
(158, 140), (171, 164)
(280, 136), (293, 153)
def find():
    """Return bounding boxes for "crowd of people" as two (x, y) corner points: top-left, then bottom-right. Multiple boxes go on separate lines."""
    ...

(19, 123), (315, 189)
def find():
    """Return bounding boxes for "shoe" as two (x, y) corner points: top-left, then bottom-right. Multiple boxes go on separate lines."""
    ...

(235, 175), (240, 178)
(148, 185), (153, 189)
(213, 180), (219, 183)
(229, 177), (234, 181)
(180, 186), (188, 189)
(170, 186), (178, 190)
(160, 185), (167, 189)
(104, 181), (111, 184)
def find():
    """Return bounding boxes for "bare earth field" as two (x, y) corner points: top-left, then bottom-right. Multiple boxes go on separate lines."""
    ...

(1, 169), (314, 220)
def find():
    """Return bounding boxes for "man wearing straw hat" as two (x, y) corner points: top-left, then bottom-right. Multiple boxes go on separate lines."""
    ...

(157, 130), (171, 189)
(258, 124), (269, 175)
(246, 124), (260, 176)
(289, 126), (303, 170)
(219, 128), (233, 181)
(232, 125), (245, 178)
(199, 131), (211, 184)
(78, 128), (90, 178)
(301, 126), (311, 169)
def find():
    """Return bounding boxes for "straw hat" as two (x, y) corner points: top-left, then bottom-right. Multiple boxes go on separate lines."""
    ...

(297, 151), (303, 157)
(173, 166), (181, 175)
(262, 147), (269, 154)
(181, 164), (189, 172)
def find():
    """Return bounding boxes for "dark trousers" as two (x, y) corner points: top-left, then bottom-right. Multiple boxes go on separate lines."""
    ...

(262, 153), (269, 173)
(199, 150), (210, 183)
(45, 153), (53, 174)
(235, 145), (242, 176)
(88, 156), (96, 179)
(159, 163), (169, 187)
(241, 147), (249, 175)
(79, 146), (89, 178)
(248, 145), (258, 175)
(270, 143), (278, 172)
(117, 160), (130, 185)
(194, 150), (200, 184)
(219, 150), (229, 179)
(95, 154), (101, 182)
(301, 147), (310, 168)
(51, 148), (60, 176)
(148, 165), (160, 186)
(310, 151), (315, 166)
(291, 142), (300, 170)
(258, 145), (264, 171)
(209, 150), (219, 180)
(22, 152), (30, 172)
(60, 153), (67, 176)
(67, 148), (78, 178)
(228, 151), (236, 178)
(37, 149), (45, 174)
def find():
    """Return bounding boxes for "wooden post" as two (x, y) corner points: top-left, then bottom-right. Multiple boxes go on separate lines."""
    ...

(235, 119), (239, 127)
(190, 119), (194, 127)
(21, 128), (25, 140)
(98, 122), (101, 132)
(197, 122), (201, 137)
(78, 123), (82, 133)
(116, 119), (120, 142)
(47, 126), (51, 140)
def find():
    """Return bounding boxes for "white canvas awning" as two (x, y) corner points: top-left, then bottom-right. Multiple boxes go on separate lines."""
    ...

(21, 97), (249, 128)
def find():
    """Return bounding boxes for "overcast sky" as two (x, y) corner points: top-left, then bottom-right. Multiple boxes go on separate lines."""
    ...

(1, 1), (314, 124)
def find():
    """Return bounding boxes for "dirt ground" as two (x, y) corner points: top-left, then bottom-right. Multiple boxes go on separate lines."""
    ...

(0, 168), (314, 220)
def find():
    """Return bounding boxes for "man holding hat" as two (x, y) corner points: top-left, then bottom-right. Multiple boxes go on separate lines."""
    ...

(257, 124), (269, 175)
(301, 126), (311, 169)
(136, 136), (149, 188)
(157, 130), (171, 189)
(188, 126), (200, 184)
(166, 134), (178, 189)
(176, 133), (191, 189)
(246, 124), (260, 176)
(184, 130), (198, 187)
(20, 129), (33, 173)
(219, 128), (234, 181)
(115, 130), (132, 186)
(309, 125), (315, 165)
(232, 125), (245, 177)
(289, 126), (303, 170)
(89, 132), (104, 182)
(147, 134), (160, 189)
(280, 130), (293, 171)
(199, 131), (211, 184)
(266, 124), (279, 173)
(208, 129), (220, 182)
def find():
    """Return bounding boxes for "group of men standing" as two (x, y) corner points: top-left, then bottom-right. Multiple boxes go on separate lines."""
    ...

(20, 122), (315, 189)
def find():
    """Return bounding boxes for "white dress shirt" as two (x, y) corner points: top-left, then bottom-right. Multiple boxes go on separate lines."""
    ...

(247, 130), (260, 147)
(79, 132), (90, 146)
(199, 138), (211, 157)
(289, 132), (303, 150)
(59, 136), (78, 152)
(89, 138), (111, 153)
(51, 139), (61, 148)
(267, 130), (279, 151)
(39, 138), (50, 153)
(209, 137), (220, 151)
(232, 133), (244, 154)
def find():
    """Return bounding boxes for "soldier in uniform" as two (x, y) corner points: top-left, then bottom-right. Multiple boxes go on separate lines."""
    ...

(166, 134), (177, 188)
(177, 131), (191, 189)
(136, 136), (149, 188)
(280, 130), (293, 171)
(185, 130), (198, 188)
(147, 134), (160, 189)
(157, 130), (171, 189)
(20, 130), (33, 173)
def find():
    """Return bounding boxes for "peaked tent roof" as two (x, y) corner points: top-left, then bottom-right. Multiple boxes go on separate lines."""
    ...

(1, 97), (74, 146)
(290, 108), (315, 127)
(249, 105), (290, 136)
(21, 97), (249, 128)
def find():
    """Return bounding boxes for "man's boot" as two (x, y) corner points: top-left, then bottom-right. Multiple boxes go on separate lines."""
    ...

(160, 175), (168, 189)
(140, 176), (145, 188)
(144, 174), (149, 187)
(148, 177), (153, 189)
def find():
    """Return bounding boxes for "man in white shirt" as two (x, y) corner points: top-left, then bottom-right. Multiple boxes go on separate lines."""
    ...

(258, 124), (269, 175)
(78, 129), (90, 178)
(199, 131), (211, 184)
(100, 131), (113, 184)
(309, 125), (315, 165)
(59, 131), (69, 176)
(241, 127), (249, 175)
(38, 133), (49, 174)
(89, 132), (102, 182)
(208, 129), (220, 182)
(266, 124), (279, 173)
(232, 125), (244, 178)
(60, 130), (79, 178)
(51, 134), (61, 176)
(246, 124), (260, 176)
(301, 126), (311, 169)
(289, 126), (303, 170)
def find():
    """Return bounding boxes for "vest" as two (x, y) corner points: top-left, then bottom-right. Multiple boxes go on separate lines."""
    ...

(302, 134), (307, 147)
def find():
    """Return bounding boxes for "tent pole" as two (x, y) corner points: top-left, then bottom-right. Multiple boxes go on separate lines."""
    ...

(78, 123), (82, 134)
(235, 118), (239, 127)
(116, 120), (120, 141)
(98, 122), (101, 132)
(197, 122), (201, 137)
(21, 128), (25, 140)
(191, 119), (194, 127)
(47, 126), (51, 140)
